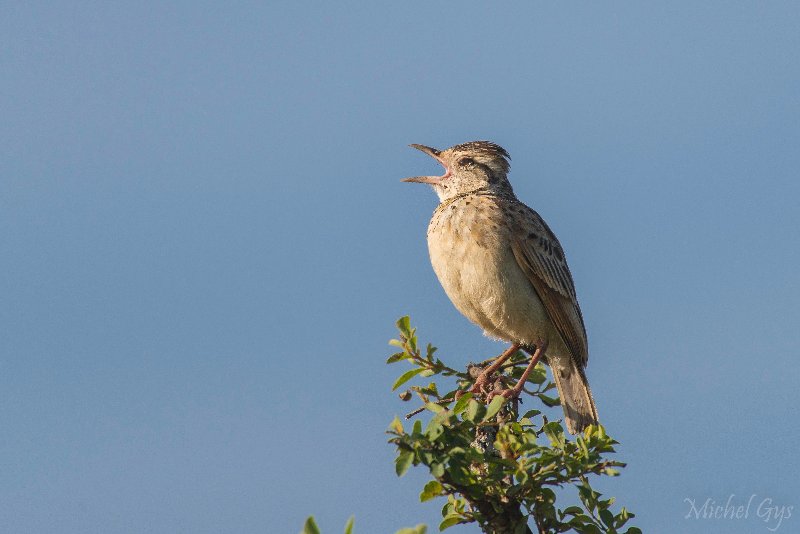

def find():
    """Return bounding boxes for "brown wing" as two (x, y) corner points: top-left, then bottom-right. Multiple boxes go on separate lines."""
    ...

(508, 202), (589, 367)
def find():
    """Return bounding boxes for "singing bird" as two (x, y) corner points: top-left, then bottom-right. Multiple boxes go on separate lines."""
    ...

(403, 141), (598, 434)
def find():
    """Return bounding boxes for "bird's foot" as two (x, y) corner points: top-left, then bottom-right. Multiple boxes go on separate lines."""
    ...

(486, 383), (524, 402)
(486, 340), (549, 403)
(468, 375), (492, 396)
(461, 344), (521, 399)
(453, 371), (493, 400)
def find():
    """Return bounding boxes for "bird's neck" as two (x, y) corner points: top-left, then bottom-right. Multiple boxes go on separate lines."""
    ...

(435, 185), (515, 209)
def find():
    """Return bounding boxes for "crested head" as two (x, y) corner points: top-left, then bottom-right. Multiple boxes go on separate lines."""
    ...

(403, 140), (514, 201)
(447, 141), (511, 176)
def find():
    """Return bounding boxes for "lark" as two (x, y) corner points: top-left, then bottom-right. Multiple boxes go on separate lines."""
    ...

(402, 141), (598, 434)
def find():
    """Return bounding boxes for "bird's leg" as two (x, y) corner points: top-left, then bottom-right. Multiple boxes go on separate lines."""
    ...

(488, 340), (548, 401)
(469, 343), (521, 395)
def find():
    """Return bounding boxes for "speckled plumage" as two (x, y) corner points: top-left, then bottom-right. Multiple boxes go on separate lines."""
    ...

(404, 141), (598, 433)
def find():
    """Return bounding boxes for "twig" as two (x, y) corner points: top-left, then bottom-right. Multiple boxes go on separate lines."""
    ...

(404, 396), (456, 420)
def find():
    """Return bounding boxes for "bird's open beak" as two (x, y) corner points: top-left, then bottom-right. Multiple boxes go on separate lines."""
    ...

(402, 144), (450, 184)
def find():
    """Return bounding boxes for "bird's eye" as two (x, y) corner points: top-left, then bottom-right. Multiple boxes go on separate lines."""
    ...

(458, 157), (475, 167)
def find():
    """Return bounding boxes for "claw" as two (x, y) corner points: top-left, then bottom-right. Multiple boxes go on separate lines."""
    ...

(481, 340), (549, 403)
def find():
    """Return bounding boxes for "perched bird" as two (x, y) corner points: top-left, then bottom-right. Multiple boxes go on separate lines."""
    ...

(402, 141), (598, 434)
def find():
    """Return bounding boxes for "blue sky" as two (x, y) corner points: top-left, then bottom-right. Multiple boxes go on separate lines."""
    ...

(2, 2), (799, 533)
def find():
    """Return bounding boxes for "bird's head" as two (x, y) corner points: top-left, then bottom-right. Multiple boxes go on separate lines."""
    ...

(403, 141), (513, 201)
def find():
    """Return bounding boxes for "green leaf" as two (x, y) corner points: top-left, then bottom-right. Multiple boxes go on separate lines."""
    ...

(396, 525), (427, 534)
(425, 418), (444, 440)
(566, 513), (594, 528)
(578, 525), (603, 534)
(412, 420), (422, 435)
(452, 393), (472, 414)
(599, 509), (614, 527)
(483, 395), (507, 421)
(525, 366), (547, 384)
(440, 501), (452, 518)
(301, 516), (321, 534)
(624, 528), (642, 534)
(425, 402), (445, 413)
(543, 421), (565, 447)
(420, 480), (443, 502)
(387, 352), (409, 364)
(539, 393), (561, 407)
(419, 382), (439, 397)
(389, 416), (404, 434)
(426, 343), (437, 359)
(430, 462), (445, 478)
(439, 515), (462, 531)
(539, 487), (557, 505)
(395, 450), (413, 477)
(614, 507), (632, 528)
(576, 436), (589, 458)
(393, 368), (426, 390)
(396, 316), (411, 335)
(465, 399), (485, 422)
(598, 497), (615, 510)
(344, 515), (355, 534)
(578, 483), (600, 512)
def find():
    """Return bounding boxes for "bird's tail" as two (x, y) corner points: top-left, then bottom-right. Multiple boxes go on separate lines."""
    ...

(549, 356), (599, 434)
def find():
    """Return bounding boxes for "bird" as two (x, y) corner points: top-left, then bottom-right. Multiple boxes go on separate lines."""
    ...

(402, 141), (598, 434)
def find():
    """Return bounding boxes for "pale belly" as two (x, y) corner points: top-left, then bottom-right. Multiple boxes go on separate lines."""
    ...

(427, 202), (563, 350)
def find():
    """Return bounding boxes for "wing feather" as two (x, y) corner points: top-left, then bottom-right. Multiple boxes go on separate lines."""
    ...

(508, 203), (589, 367)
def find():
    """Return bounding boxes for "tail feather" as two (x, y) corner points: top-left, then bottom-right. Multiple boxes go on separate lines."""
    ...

(549, 357), (598, 434)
